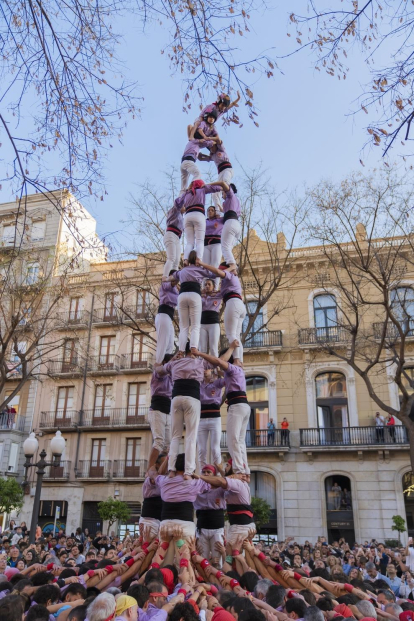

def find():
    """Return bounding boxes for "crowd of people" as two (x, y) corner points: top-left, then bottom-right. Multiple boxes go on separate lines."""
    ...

(3, 514), (414, 621)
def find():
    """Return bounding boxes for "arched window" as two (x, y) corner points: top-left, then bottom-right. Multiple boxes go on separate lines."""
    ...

(325, 475), (355, 544)
(250, 471), (277, 537)
(246, 376), (269, 446)
(314, 294), (337, 331)
(315, 372), (349, 442)
(391, 287), (414, 335)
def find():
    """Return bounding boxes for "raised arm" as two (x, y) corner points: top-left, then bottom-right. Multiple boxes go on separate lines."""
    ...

(196, 259), (225, 278)
(196, 474), (228, 489)
(210, 180), (229, 192)
(229, 91), (241, 110)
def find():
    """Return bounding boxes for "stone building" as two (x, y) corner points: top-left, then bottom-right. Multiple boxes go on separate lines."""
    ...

(4, 194), (413, 542)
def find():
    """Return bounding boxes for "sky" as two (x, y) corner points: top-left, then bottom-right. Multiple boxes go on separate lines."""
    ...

(1, 1), (398, 245)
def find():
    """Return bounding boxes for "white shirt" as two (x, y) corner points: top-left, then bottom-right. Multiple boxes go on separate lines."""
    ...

(406, 546), (414, 571)
(375, 416), (385, 426)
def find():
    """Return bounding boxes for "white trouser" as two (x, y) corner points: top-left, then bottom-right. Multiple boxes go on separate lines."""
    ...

(224, 298), (246, 361)
(198, 417), (222, 468)
(197, 527), (225, 566)
(203, 243), (222, 288)
(181, 160), (201, 194)
(199, 323), (220, 357)
(168, 395), (201, 475)
(222, 218), (241, 265)
(155, 313), (175, 364)
(163, 231), (181, 277)
(138, 517), (160, 540)
(184, 211), (206, 260)
(227, 523), (256, 545)
(212, 168), (234, 210)
(148, 409), (171, 453)
(178, 292), (202, 351)
(160, 519), (196, 565)
(227, 403), (251, 474)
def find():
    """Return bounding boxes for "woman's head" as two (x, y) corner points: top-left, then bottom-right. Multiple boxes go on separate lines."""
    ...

(188, 250), (197, 265)
(207, 206), (216, 219)
(230, 183), (237, 194)
(204, 279), (214, 293)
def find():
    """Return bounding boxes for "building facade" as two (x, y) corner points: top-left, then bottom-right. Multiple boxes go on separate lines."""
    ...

(3, 195), (412, 542)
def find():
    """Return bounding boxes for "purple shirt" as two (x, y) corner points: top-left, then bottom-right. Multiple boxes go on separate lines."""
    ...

(194, 486), (226, 511)
(182, 139), (213, 160)
(164, 356), (205, 383)
(139, 606), (168, 621)
(224, 477), (252, 505)
(175, 185), (223, 211)
(200, 377), (225, 405)
(202, 292), (222, 312)
(150, 370), (172, 399)
(220, 271), (243, 297)
(175, 265), (215, 284)
(224, 363), (246, 393)
(143, 477), (161, 499)
(201, 103), (226, 121)
(159, 282), (178, 308)
(205, 216), (224, 238)
(223, 187), (241, 216)
(165, 203), (183, 232)
(198, 120), (218, 138)
(155, 474), (210, 502)
(205, 144), (230, 169)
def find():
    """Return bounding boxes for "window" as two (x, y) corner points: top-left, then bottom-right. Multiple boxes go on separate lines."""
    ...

(18, 304), (32, 326)
(246, 376), (269, 446)
(242, 302), (264, 346)
(325, 475), (354, 544)
(125, 438), (142, 476)
(8, 442), (19, 472)
(315, 372), (349, 438)
(131, 335), (144, 365)
(55, 387), (74, 424)
(31, 220), (46, 241)
(63, 340), (77, 363)
(99, 336), (115, 365)
(11, 341), (26, 375)
(25, 261), (40, 285)
(127, 383), (146, 420)
(249, 472), (277, 533)
(104, 293), (118, 319)
(93, 384), (113, 419)
(69, 298), (83, 322)
(313, 294), (337, 332)
(90, 439), (106, 476)
(136, 291), (147, 317)
(5, 392), (20, 415)
(2, 224), (15, 246)
(391, 287), (414, 335)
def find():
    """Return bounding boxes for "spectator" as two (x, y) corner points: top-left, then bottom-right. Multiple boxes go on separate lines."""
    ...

(70, 545), (85, 566)
(281, 417), (290, 445)
(375, 411), (385, 442)
(386, 414), (396, 442)
(11, 529), (22, 547)
(267, 419), (275, 446)
(87, 593), (116, 621)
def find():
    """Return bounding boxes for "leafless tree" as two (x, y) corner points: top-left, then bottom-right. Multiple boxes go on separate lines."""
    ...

(303, 169), (414, 469)
(285, 2), (414, 157)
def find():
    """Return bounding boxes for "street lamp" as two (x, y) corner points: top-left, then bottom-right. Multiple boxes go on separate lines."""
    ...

(23, 430), (66, 543)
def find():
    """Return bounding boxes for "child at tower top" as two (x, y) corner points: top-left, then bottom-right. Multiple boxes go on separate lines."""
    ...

(188, 91), (240, 140)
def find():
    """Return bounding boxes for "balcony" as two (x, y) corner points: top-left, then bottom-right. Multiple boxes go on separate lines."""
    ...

(120, 352), (153, 373)
(39, 410), (79, 430)
(221, 429), (290, 450)
(221, 330), (283, 351)
(43, 461), (71, 480)
(88, 355), (120, 375)
(298, 326), (350, 347)
(113, 459), (147, 479)
(80, 407), (149, 429)
(121, 306), (153, 324)
(48, 359), (83, 378)
(91, 308), (122, 326)
(373, 321), (414, 342)
(76, 460), (111, 479)
(0, 413), (25, 432)
(55, 310), (90, 330)
(300, 426), (409, 448)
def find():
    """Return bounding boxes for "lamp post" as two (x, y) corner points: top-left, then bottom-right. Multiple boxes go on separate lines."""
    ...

(23, 430), (66, 544)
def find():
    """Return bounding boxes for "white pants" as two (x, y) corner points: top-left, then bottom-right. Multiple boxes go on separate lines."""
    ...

(199, 323), (220, 357)
(212, 168), (234, 210)
(139, 517), (160, 540)
(160, 519), (196, 565)
(184, 212), (206, 260)
(178, 292), (202, 351)
(198, 417), (222, 468)
(227, 522), (256, 545)
(222, 218), (241, 265)
(148, 409), (171, 453)
(181, 160), (201, 194)
(168, 395), (201, 475)
(227, 403), (251, 474)
(203, 244), (222, 288)
(197, 527), (225, 566)
(224, 297), (246, 361)
(155, 312), (175, 364)
(163, 231), (181, 277)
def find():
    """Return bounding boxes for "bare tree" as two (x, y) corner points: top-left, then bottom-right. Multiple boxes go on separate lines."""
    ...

(302, 169), (414, 469)
(285, 2), (414, 156)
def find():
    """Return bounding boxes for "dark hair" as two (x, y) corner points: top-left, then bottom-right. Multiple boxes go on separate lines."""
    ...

(376, 588), (395, 601)
(163, 353), (173, 364)
(144, 569), (164, 585)
(239, 571), (259, 592)
(300, 589), (316, 606)
(85, 587), (101, 599)
(63, 583), (87, 601)
(401, 602), (414, 611)
(265, 585), (286, 609)
(0, 582), (12, 594)
(188, 250), (197, 265)
(285, 598), (307, 618)
(9, 574), (25, 586)
(26, 604), (50, 621)
(185, 341), (191, 355)
(33, 584), (60, 605)
(127, 584), (150, 608)
(163, 564), (178, 585)
(67, 605), (88, 621)
(175, 453), (185, 472)
(219, 348), (234, 364)
(31, 572), (53, 587)
(168, 602), (200, 621)
(232, 597), (255, 615)
(316, 597), (334, 612)
(226, 570), (242, 581)
(97, 559), (116, 569)
(217, 591), (236, 609)
(11, 578), (32, 593)
(230, 183), (237, 194)
(0, 594), (25, 621)
(336, 594), (359, 605)
(310, 568), (331, 580)
(60, 568), (77, 579)
(204, 279), (215, 287)
(239, 610), (266, 621)
(146, 580), (166, 595)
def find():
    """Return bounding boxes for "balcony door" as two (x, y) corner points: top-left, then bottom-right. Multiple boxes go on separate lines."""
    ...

(391, 287), (414, 336)
(104, 293), (118, 321)
(62, 339), (77, 372)
(69, 297), (83, 323)
(131, 335), (144, 368)
(49, 438), (66, 478)
(314, 294), (338, 340)
(127, 383), (146, 423)
(125, 438), (141, 477)
(316, 372), (349, 444)
(99, 336), (115, 369)
(325, 475), (355, 543)
(55, 386), (74, 427)
(93, 384), (112, 423)
(245, 376), (269, 447)
(242, 302), (264, 347)
(90, 439), (106, 477)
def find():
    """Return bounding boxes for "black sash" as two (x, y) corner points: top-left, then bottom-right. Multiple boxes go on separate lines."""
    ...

(227, 503), (254, 525)
(223, 291), (242, 305)
(158, 304), (175, 320)
(223, 210), (238, 223)
(201, 310), (219, 324)
(166, 226), (182, 239)
(218, 161), (232, 173)
(204, 235), (221, 246)
(141, 496), (163, 520)
(172, 378), (200, 400)
(197, 509), (225, 529)
(182, 155), (196, 163)
(162, 501), (194, 522)
(180, 281), (201, 295)
(200, 403), (221, 418)
(186, 203), (205, 215)
(150, 395), (171, 415)
(227, 390), (248, 407)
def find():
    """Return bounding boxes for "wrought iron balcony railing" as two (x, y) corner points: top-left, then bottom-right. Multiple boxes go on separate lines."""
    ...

(373, 321), (414, 341)
(55, 310), (90, 329)
(0, 413), (25, 432)
(113, 459), (148, 479)
(300, 426), (408, 447)
(88, 355), (120, 373)
(48, 359), (82, 376)
(43, 461), (71, 480)
(76, 460), (111, 479)
(298, 326), (350, 346)
(39, 410), (79, 429)
(221, 428), (290, 449)
(120, 352), (153, 372)
(80, 407), (149, 428)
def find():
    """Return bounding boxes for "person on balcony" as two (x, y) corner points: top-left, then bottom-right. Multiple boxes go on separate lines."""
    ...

(281, 417), (289, 446)
(386, 413), (396, 442)
(267, 419), (275, 446)
(375, 411), (385, 443)
(331, 482), (342, 511)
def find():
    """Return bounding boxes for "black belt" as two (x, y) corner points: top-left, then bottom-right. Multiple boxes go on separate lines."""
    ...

(186, 203), (205, 215)
(204, 235), (221, 246)
(158, 304), (175, 320)
(172, 378), (200, 400)
(197, 509), (225, 529)
(201, 310), (219, 324)
(223, 210), (238, 223)
(218, 161), (232, 173)
(200, 403), (221, 418)
(162, 500), (194, 522)
(150, 395), (171, 415)
(227, 390), (248, 407)
(227, 503), (254, 526)
(223, 291), (242, 304)
(182, 155), (196, 163)
(180, 281), (201, 295)
(141, 496), (163, 520)
(166, 226), (182, 239)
